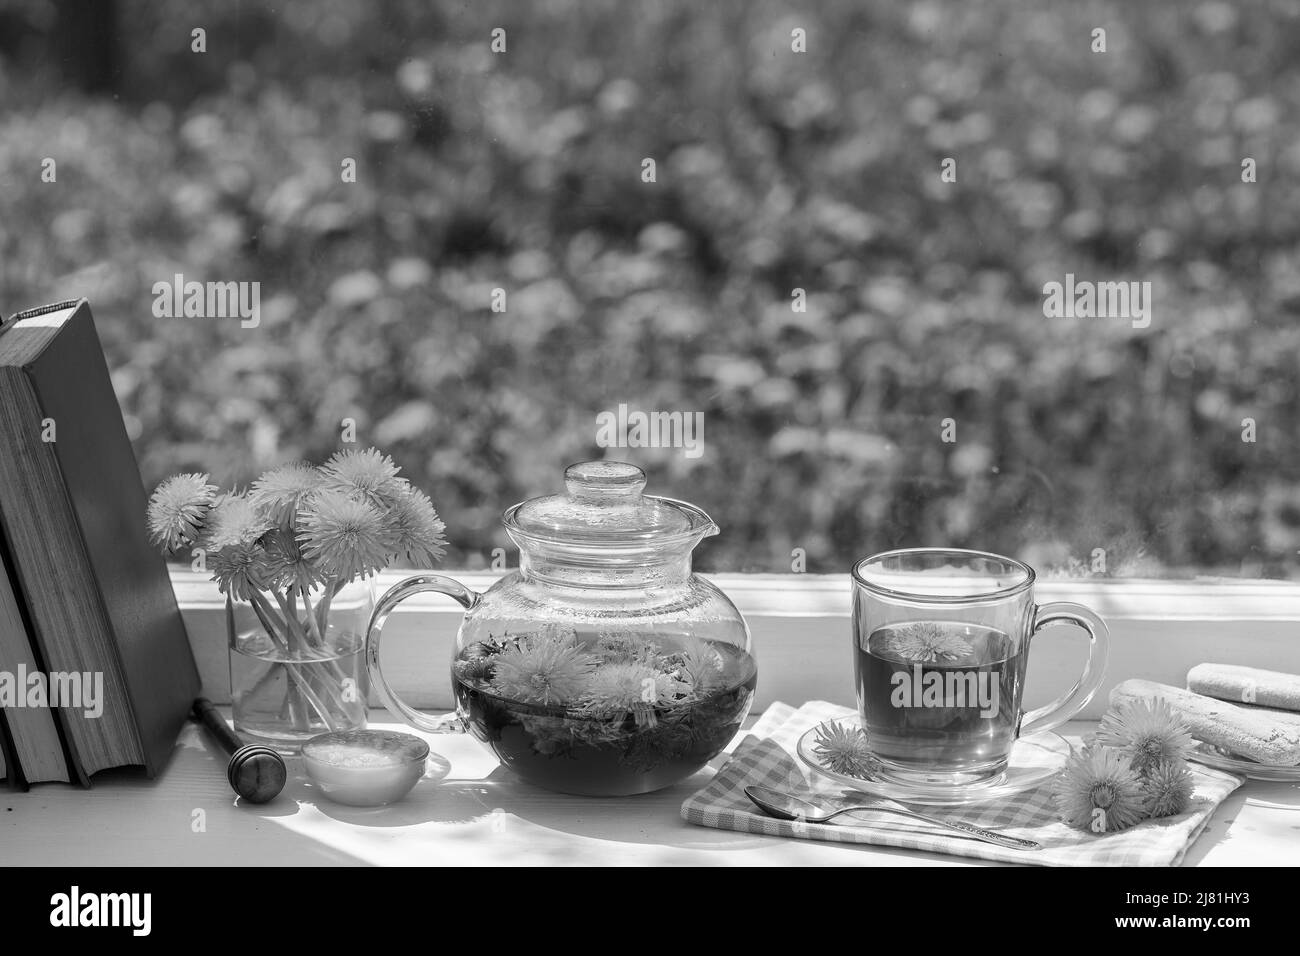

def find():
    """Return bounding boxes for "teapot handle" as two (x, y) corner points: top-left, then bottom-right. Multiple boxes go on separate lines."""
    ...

(365, 574), (481, 734)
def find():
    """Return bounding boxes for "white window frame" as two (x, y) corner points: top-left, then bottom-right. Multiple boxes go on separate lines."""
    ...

(174, 570), (1300, 718)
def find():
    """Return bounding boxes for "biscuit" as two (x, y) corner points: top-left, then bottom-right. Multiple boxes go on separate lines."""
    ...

(1109, 679), (1300, 766)
(1187, 663), (1300, 712)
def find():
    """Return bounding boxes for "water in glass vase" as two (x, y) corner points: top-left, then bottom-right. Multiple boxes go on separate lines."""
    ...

(230, 627), (368, 752)
(857, 621), (1025, 777)
(453, 633), (756, 796)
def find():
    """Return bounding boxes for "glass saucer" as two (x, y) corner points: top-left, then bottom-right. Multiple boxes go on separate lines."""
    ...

(796, 716), (1070, 807)
(1187, 743), (1300, 781)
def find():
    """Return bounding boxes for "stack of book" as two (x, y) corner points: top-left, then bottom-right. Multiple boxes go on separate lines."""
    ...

(0, 299), (199, 788)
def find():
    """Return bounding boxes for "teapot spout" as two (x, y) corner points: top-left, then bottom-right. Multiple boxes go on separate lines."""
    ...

(663, 497), (718, 546)
(683, 507), (720, 546)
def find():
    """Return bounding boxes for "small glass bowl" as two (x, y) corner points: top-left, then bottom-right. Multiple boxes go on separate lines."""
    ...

(302, 729), (429, 807)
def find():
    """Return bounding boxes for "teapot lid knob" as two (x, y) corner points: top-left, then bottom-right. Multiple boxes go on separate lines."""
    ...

(564, 460), (647, 503)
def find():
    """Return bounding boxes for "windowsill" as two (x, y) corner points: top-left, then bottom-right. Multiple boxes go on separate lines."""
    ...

(11, 574), (1297, 866)
(3, 709), (1289, 866)
(173, 570), (1300, 717)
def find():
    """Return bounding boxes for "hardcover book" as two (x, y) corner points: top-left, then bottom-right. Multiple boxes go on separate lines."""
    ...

(0, 299), (200, 779)
(0, 518), (72, 783)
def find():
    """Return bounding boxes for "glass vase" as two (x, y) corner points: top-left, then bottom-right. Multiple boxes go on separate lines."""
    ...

(228, 576), (373, 752)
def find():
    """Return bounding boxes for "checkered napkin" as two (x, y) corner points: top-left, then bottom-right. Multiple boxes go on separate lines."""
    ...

(681, 701), (1243, 866)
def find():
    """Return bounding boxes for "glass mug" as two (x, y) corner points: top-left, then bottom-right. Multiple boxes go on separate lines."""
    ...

(852, 548), (1109, 788)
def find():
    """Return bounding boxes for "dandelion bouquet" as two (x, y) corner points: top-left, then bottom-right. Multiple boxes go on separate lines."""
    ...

(147, 448), (446, 748)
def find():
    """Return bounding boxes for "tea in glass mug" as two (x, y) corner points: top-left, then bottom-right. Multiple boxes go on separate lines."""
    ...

(852, 548), (1109, 788)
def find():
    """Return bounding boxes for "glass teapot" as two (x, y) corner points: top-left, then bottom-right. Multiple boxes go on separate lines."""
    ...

(364, 460), (756, 796)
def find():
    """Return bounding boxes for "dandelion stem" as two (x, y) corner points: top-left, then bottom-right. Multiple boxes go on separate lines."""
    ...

(284, 586), (356, 716)
(248, 590), (289, 642)
(286, 663), (339, 731)
(290, 583), (351, 693)
(248, 594), (287, 649)
(301, 581), (361, 699)
(246, 592), (341, 731)
(315, 577), (340, 632)
(300, 587), (325, 647)
(286, 586), (300, 634)
(270, 589), (306, 649)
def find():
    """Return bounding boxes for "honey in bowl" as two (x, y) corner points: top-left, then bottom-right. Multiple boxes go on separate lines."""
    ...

(302, 729), (429, 806)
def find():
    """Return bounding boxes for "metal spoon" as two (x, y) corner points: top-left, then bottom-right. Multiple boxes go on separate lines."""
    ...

(744, 785), (1042, 851)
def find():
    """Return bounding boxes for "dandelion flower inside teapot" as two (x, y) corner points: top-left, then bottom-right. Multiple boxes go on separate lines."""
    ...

(365, 461), (756, 796)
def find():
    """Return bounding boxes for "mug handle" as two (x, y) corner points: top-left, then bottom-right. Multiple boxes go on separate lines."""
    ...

(365, 574), (481, 734)
(1018, 602), (1110, 737)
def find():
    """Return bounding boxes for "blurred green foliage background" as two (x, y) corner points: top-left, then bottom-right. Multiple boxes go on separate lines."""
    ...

(2, 0), (1299, 576)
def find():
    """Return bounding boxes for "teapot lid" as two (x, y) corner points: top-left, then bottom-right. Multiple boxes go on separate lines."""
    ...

(504, 461), (715, 548)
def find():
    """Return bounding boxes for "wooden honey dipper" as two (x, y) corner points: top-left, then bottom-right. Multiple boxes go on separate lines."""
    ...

(192, 698), (287, 803)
